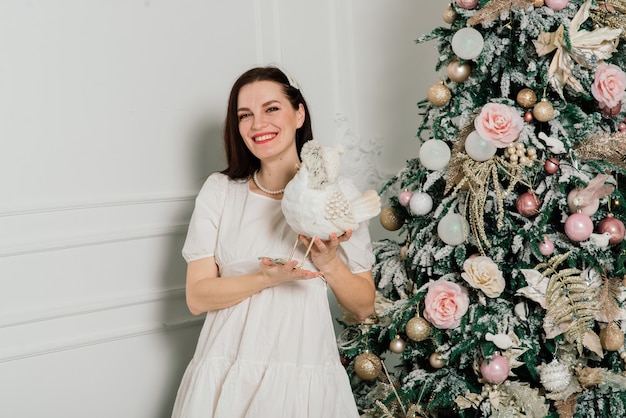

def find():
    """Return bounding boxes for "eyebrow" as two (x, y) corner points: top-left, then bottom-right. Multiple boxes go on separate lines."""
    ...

(237, 99), (281, 112)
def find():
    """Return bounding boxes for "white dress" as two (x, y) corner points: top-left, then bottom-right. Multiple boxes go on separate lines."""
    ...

(172, 173), (375, 418)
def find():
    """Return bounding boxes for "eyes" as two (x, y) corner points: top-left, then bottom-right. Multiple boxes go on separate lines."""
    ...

(238, 106), (280, 122)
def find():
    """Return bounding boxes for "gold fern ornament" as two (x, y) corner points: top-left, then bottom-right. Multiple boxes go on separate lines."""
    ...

(518, 253), (602, 355)
(543, 257), (601, 355)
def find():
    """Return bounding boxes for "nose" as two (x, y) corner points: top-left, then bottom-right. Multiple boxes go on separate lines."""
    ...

(251, 114), (266, 130)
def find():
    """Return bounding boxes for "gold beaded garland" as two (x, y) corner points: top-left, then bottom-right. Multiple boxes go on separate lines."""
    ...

(354, 351), (383, 380)
(428, 81), (452, 107)
(503, 142), (537, 167)
(533, 99), (555, 122)
(516, 88), (537, 108)
(405, 316), (431, 341)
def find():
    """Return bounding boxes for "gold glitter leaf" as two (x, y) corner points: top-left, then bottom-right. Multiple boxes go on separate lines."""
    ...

(590, 0), (626, 40)
(467, 0), (531, 26)
(597, 275), (622, 323)
(573, 131), (626, 168)
(546, 272), (599, 355)
(444, 124), (474, 195)
(535, 252), (600, 354)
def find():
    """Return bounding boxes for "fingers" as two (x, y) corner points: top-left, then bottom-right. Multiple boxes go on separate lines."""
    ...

(337, 229), (353, 242)
(299, 230), (352, 249)
(259, 257), (320, 281)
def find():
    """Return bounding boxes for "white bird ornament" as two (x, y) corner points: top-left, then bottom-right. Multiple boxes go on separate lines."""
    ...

(281, 139), (381, 267)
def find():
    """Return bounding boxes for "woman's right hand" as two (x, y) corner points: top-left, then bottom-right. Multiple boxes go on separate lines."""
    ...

(258, 257), (322, 285)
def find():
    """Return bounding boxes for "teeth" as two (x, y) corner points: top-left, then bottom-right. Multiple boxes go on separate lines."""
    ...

(254, 134), (275, 142)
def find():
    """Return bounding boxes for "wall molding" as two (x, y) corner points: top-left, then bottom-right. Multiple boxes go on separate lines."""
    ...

(0, 223), (188, 258)
(0, 192), (196, 218)
(0, 287), (204, 363)
(0, 287), (187, 329)
(0, 316), (204, 363)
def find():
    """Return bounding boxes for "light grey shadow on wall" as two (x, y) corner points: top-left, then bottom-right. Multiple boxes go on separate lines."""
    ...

(156, 118), (226, 417)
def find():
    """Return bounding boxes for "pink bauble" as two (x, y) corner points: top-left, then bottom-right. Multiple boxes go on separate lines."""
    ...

(398, 190), (413, 207)
(565, 213), (594, 242)
(539, 237), (555, 256)
(597, 214), (626, 245)
(516, 192), (540, 217)
(480, 355), (510, 384)
(524, 111), (534, 122)
(600, 102), (622, 118)
(544, 158), (560, 174)
(455, 0), (478, 9)
(619, 122), (626, 132)
(544, 0), (569, 10)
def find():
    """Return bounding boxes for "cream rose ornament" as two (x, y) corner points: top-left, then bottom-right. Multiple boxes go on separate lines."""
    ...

(461, 256), (505, 298)
(474, 103), (524, 148)
(423, 279), (470, 329)
(591, 63), (626, 109)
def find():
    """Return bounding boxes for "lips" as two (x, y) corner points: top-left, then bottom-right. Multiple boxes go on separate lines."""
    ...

(252, 133), (277, 143)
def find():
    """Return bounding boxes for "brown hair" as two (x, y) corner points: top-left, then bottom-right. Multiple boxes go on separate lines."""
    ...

(221, 67), (313, 179)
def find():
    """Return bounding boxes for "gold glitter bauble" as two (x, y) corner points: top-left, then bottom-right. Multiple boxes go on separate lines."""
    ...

(428, 81), (452, 107)
(380, 206), (403, 231)
(533, 0), (544, 7)
(389, 335), (407, 354)
(600, 322), (624, 351)
(532, 99), (554, 122)
(354, 351), (382, 380)
(516, 88), (537, 108)
(405, 316), (431, 341)
(429, 352), (446, 369)
(447, 60), (471, 83)
(442, 6), (457, 24)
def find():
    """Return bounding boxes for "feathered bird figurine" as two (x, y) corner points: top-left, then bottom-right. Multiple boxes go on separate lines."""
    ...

(281, 139), (381, 266)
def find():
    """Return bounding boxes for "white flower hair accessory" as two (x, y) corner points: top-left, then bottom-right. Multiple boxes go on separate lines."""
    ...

(270, 64), (300, 90)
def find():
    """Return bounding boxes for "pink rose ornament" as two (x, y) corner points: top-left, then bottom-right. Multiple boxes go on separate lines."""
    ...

(423, 279), (470, 329)
(456, 0), (478, 9)
(591, 63), (626, 113)
(474, 103), (524, 148)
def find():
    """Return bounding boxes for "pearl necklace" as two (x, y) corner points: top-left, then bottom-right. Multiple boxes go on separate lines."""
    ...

(253, 170), (285, 195)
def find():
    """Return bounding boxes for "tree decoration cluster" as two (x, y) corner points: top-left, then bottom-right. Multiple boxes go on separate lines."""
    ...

(345, 1), (626, 417)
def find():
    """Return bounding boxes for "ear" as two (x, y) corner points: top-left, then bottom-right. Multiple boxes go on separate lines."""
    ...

(296, 103), (305, 129)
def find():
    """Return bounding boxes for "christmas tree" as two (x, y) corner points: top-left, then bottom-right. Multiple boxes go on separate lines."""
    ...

(338, 1), (626, 417)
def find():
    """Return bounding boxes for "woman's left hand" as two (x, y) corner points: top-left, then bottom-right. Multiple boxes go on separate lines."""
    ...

(299, 230), (352, 272)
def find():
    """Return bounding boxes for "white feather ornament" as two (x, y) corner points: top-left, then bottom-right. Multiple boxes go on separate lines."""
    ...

(539, 359), (572, 393)
(281, 140), (382, 263)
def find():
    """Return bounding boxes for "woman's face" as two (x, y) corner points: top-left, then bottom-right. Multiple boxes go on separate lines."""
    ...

(237, 80), (305, 163)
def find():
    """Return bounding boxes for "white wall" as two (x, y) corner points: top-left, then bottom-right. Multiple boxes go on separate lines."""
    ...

(0, 1), (439, 416)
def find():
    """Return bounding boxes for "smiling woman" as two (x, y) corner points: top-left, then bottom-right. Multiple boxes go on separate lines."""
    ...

(170, 66), (376, 418)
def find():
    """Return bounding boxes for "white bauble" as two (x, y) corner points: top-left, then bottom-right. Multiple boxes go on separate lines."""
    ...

(465, 130), (496, 161)
(409, 192), (433, 216)
(437, 213), (467, 245)
(451, 27), (484, 60)
(419, 140), (451, 170)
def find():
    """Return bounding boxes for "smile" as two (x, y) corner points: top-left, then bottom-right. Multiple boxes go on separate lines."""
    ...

(253, 133), (277, 143)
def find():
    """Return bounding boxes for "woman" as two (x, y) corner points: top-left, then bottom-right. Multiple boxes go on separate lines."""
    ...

(172, 66), (376, 417)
